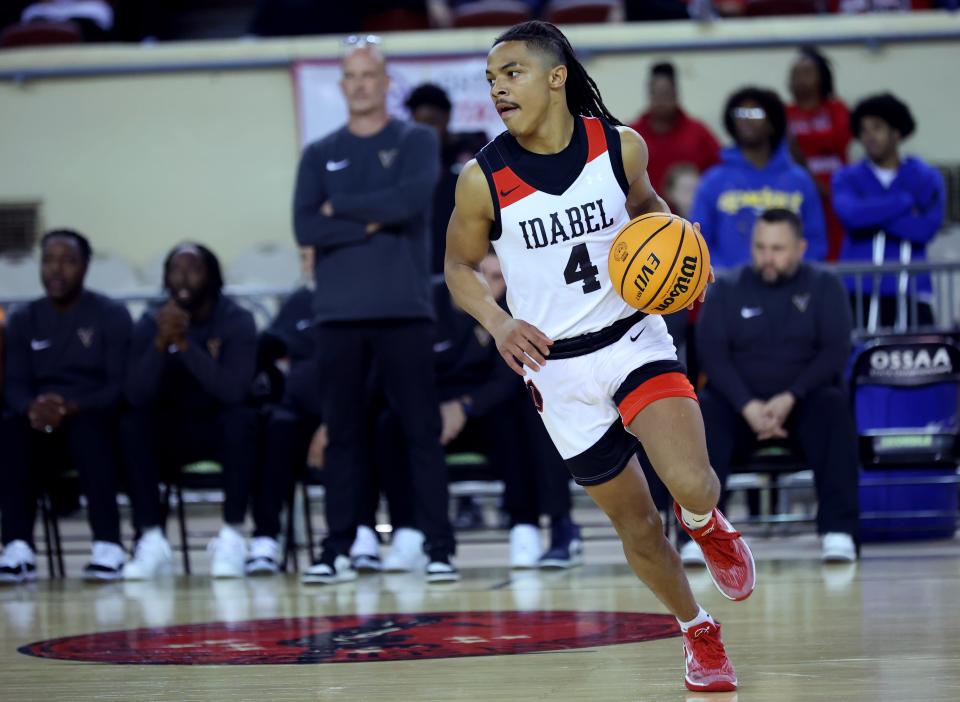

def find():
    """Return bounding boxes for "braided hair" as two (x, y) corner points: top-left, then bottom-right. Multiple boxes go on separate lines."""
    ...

(493, 21), (622, 126)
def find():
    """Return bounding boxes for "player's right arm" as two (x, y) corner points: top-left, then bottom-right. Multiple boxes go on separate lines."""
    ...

(444, 160), (553, 377)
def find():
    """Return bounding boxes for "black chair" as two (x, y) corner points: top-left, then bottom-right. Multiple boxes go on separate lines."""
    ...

(727, 442), (810, 531)
(163, 460), (225, 575)
(36, 491), (66, 579)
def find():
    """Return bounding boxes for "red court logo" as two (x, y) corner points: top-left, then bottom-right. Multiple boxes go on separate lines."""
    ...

(19, 610), (679, 665)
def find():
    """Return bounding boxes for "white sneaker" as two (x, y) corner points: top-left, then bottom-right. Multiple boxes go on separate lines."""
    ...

(382, 528), (426, 573)
(510, 524), (541, 569)
(679, 539), (706, 567)
(123, 530), (173, 580)
(302, 554), (357, 585)
(822, 532), (857, 563)
(209, 526), (247, 578)
(0, 540), (37, 584)
(245, 536), (281, 576)
(349, 525), (382, 573)
(84, 541), (125, 582)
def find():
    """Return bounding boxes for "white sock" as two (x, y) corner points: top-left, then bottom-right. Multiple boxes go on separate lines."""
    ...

(143, 527), (164, 540)
(680, 507), (712, 530)
(677, 606), (713, 632)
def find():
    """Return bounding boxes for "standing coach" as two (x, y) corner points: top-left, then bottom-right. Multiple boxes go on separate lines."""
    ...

(292, 37), (457, 584)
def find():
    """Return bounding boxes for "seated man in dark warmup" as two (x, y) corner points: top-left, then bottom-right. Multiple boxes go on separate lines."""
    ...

(693, 208), (860, 564)
(122, 243), (258, 580)
(0, 229), (131, 583)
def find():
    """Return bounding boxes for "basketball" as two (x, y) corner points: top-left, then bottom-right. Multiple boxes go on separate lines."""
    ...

(608, 213), (711, 315)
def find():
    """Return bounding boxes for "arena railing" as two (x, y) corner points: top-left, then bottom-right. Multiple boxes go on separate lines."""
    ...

(826, 260), (960, 336)
(1, 262), (958, 335)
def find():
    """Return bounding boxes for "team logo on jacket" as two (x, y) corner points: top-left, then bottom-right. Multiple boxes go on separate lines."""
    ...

(474, 326), (492, 347)
(207, 338), (222, 360)
(18, 611), (680, 664)
(792, 294), (810, 313)
(378, 149), (398, 169)
(77, 328), (95, 348)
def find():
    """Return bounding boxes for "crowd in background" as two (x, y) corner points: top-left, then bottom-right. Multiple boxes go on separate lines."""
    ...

(0, 0), (957, 45)
(0, 36), (951, 584)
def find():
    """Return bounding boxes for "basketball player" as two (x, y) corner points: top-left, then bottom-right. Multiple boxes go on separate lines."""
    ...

(444, 22), (755, 692)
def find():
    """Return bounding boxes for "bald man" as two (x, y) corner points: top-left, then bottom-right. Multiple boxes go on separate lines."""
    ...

(292, 42), (456, 584)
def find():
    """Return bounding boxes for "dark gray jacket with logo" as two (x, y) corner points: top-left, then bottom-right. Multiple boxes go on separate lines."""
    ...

(293, 119), (440, 323)
(696, 263), (852, 409)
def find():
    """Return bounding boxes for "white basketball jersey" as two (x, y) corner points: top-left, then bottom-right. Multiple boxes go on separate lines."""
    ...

(478, 116), (635, 340)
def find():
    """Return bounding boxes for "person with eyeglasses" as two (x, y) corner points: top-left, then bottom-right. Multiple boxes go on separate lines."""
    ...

(292, 37), (457, 584)
(689, 86), (827, 270)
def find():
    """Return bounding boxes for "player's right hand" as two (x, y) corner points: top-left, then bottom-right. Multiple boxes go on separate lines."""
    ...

(491, 317), (553, 377)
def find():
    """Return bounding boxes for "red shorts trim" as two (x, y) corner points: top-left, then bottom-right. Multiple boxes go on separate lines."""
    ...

(617, 372), (697, 425)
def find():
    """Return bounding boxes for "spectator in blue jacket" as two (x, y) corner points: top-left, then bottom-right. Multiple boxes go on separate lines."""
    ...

(832, 92), (945, 328)
(690, 86), (827, 269)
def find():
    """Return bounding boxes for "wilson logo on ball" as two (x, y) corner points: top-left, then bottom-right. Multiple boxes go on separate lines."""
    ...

(653, 255), (700, 313)
(607, 213), (710, 315)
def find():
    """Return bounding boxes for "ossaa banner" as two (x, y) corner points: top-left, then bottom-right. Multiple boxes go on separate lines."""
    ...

(292, 56), (503, 149)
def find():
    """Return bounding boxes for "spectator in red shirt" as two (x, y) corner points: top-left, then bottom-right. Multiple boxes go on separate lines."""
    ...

(787, 46), (851, 261)
(629, 62), (721, 194)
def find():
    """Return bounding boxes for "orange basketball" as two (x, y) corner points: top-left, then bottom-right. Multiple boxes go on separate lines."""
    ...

(608, 213), (711, 315)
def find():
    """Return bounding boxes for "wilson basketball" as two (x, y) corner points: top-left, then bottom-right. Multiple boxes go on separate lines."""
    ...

(608, 213), (711, 314)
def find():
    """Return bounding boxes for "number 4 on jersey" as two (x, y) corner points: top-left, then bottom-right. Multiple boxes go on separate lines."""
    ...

(564, 243), (601, 294)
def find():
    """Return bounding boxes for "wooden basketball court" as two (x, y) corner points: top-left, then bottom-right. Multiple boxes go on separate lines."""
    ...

(2, 507), (959, 701)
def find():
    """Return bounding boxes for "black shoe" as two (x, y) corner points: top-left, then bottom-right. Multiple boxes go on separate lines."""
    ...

(538, 518), (584, 570)
(302, 550), (357, 585)
(452, 497), (485, 530)
(425, 553), (460, 583)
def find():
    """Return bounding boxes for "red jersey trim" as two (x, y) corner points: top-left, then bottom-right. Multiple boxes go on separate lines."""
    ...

(492, 167), (538, 209)
(584, 116), (607, 163)
(492, 116), (608, 209)
(618, 372), (697, 426)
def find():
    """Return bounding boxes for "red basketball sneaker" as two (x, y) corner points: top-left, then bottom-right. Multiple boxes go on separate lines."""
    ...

(682, 620), (737, 692)
(674, 503), (756, 601)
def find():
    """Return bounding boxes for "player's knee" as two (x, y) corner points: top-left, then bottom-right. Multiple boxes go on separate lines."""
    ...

(613, 510), (664, 550)
(672, 467), (721, 514)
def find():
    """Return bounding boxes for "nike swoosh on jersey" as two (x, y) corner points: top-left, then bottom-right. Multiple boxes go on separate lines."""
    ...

(295, 319), (312, 331)
(499, 185), (520, 198)
(740, 307), (763, 319)
(433, 340), (454, 353)
(629, 328), (645, 342)
(30, 339), (52, 351)
(326, 159), (350, 171)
